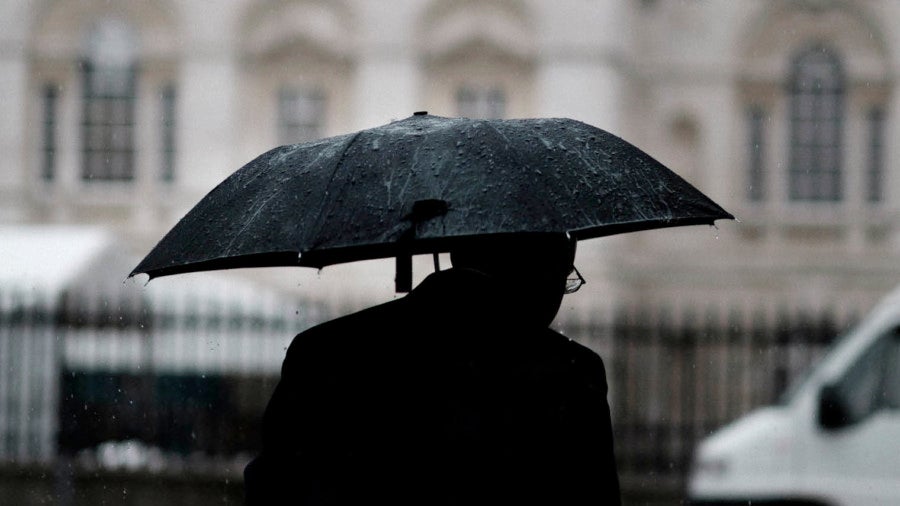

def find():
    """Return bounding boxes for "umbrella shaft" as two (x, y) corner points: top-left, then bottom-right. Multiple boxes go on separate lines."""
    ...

(396, 253), (412, 293)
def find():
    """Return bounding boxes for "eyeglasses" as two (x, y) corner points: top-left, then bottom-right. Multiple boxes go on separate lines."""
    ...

(564, 266), (586, 294)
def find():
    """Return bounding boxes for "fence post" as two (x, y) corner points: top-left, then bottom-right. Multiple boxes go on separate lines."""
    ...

(677, 307), (697, 476)
(610, 304), (630, 475)
(774, 309), (792, 401)
(0, 289), (9, 460)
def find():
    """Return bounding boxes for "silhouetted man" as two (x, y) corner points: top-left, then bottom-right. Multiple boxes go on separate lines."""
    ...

(244, 233), (620, 505)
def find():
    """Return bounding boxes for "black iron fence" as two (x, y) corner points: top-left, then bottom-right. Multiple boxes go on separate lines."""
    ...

(0, 288), (859, 504)
(0, 287), (321, 466)
(561, 303), (853, 501)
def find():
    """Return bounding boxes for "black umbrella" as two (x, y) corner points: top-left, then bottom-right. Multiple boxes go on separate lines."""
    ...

(132, 112), (733, 291)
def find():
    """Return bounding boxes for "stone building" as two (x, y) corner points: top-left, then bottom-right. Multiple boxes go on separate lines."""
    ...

(4, 3), (900, 502)
(1, 0), (899, 323)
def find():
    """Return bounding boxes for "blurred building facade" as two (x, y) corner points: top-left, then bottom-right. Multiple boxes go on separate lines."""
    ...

(4, 2), (900, 501)
(2, 0), (899, 321)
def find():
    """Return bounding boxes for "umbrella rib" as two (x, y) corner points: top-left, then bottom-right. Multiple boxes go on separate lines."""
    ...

(485, 120), (514, 150)
(304, 130), (364, 253)
(222, 191), (282, 254)
(485, 121), (568, 232)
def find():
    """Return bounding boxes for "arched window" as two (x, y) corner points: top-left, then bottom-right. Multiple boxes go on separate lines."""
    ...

(238, 0), (355, 158)
(788, 46), (845, 202)
(419, 0), (534, 119)
(80, 18), (137, 182)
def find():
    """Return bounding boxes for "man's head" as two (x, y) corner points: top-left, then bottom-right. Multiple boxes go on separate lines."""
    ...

(449, 233), (577, 328)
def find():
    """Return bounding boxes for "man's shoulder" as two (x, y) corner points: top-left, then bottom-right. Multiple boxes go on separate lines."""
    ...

(543, 328), (602, 356)
(286, 297), (409, 354)
(538, 328), (609, 374)
(316, 297), (408, 332)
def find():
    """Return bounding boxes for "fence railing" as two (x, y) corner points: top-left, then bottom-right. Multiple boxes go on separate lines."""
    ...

(0, 287), (323, 467)
(1, 288), (861, 502)
(561, 303), (853, 496)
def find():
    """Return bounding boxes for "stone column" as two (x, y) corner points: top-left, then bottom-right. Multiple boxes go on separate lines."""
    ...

(0, 2), (29, 222)
(349, 1), (422, 131)
(531, 0), (628, 131)
(531, 0), (629, 316)
(176, 4), (241, 201)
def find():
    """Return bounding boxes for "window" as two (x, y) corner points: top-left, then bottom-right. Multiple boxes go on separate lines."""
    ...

(835, 330), (900, 423)
(747, 106), (766, 202)
(456, 86), (506, 119)
(882, 334), (900, 410)
(788, 46), (845, 202)
(277, 87), (325, 145)
(867, 107), (885, 203)
(80, 19), (137, 182)
(161, 84), (176, 182)
(41, 84), (58, 181)
(883, 333), (900, 410)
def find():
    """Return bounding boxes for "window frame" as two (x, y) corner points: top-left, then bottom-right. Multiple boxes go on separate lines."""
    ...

(746, 105), (767, 202)
(787, 45), (846, 203)
(866, 106), (886, 204)
(79, 19), (139, 183)
(40, 84), (59, 182)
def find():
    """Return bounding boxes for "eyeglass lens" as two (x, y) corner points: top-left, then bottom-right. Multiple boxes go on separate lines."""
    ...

(564, 266), (585, 294)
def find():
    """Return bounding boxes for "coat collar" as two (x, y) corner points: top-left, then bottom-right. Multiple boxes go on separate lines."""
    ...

(407, 268), (530, 328)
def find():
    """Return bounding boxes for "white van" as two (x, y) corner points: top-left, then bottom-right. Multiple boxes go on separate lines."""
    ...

(687, 287), (900, 506)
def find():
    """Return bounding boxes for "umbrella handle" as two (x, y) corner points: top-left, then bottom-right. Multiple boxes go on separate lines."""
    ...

(395, 199), (449, 293)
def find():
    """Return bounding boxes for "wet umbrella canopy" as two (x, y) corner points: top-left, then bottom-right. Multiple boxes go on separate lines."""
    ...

(132, 113), (733, 289)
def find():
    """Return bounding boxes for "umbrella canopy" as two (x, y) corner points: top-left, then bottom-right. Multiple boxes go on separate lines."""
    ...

(132, 113), (732, 289)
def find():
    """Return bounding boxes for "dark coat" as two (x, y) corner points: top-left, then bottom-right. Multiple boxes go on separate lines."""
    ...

(244, 268), (620, 505)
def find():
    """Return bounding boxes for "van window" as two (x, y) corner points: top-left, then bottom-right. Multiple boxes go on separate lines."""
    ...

(884, 333), (900, 409)
(837, 329), (899, 423)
